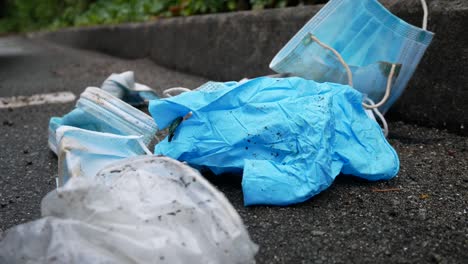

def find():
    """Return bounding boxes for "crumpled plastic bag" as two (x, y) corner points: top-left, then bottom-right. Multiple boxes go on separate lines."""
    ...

(149, 77), (399, 206)
(0, 156), (258, 264)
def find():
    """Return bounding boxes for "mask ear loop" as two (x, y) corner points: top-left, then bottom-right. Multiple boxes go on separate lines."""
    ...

(362, 64), (396, 109)
(309, 34), (396, 109)
(365, 97), (389, 137)
(309, 34), (395, 137)
(309, 35), (354, 87)
(163, 87), (192, 97)
(421, 0), (428, 30)
(385, 0), (428, 30)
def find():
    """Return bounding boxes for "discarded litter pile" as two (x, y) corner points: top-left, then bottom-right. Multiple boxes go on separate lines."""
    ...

(1, 78), (259, 263)
(1, 0), (433, 262)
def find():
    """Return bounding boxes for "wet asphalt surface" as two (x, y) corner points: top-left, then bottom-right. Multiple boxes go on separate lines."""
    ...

(0, 36), (466, 263)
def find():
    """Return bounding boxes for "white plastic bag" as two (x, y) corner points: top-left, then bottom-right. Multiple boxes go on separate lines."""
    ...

(0, 156), (258, 263)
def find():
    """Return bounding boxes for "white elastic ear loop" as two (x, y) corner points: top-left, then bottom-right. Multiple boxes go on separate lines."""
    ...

(365, 97), (389, 137)
(385, 0), (428, 30)
(310, 35), (353, 87)
(420, 0), (428, 30)
(309, 35), (395, 137)
(162, 87), (192, 97)
(309, 35), (396, 110)
(362, 63), (396, 109)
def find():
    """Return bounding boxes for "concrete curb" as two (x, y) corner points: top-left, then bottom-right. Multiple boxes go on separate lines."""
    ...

(38, 0), (468, 135)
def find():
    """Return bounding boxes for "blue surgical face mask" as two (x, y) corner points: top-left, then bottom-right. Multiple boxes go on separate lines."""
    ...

(49, 87), (158, 154)
(55, 126), (151, 186)
(269, 0), (434, 113)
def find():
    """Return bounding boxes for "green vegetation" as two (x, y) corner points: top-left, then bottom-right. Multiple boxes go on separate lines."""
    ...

(0, 0), (327, 33)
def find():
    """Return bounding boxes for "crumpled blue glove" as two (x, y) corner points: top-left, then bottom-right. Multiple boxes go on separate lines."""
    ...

(149, 77), (399, 206)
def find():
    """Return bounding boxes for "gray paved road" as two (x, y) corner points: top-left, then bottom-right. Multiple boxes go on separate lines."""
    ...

(0, 36), (467, 263)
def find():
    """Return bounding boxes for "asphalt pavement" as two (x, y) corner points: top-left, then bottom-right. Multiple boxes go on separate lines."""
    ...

(0, 36), (466, 263)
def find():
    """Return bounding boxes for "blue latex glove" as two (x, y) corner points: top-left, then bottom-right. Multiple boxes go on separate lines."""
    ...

(149, 77), (399, 206)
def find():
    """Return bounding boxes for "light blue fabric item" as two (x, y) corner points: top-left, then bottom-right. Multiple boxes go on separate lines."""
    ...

(48, 87), (158, 154)
(101, 71), (159, 106)
(269, 0), (434, 112)
(149, 77), (399, 206)
(55, 126), (151, 186)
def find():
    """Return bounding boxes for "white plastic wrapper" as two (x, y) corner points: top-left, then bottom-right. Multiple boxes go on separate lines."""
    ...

(0, 156), (258, 263)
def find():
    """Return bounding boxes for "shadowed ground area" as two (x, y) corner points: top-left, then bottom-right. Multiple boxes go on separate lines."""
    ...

(0, 36), (466, 263)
